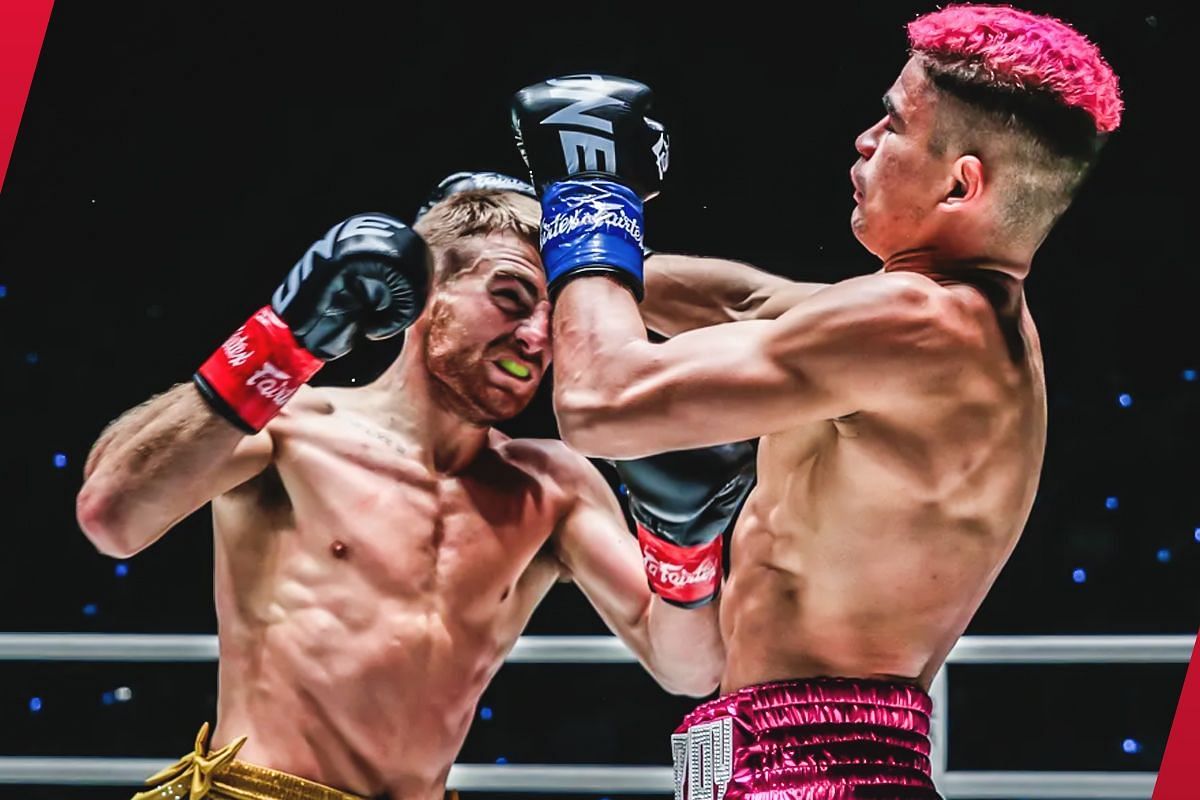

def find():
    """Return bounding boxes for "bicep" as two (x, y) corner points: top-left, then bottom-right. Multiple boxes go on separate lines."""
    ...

(554, 469), (640, 583)
(567, 275), (955, 456)
(552, 461), (650, 618)
(751, 281), (832, 320)
(564, 316), (854, 455)
(605, 321), (851, 453)
(213, 430), (275, 497)
(641, 254), (827, 335)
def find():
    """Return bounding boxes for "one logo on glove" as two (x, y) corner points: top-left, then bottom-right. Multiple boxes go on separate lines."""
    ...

(466, 174), (534, 193)
(245, 362), (298, 407)
(221, 328), (255, 368)
(273, 215), (406, 314)
(642, 551), (719, 588)
(541, 185), (644, 249)
(540, 78), (621, 175)
(651, 130), (670, 181)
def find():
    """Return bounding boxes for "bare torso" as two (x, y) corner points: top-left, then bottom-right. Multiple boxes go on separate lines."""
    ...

(721, 282), (1046, 692)
(208, 388), (566, 799)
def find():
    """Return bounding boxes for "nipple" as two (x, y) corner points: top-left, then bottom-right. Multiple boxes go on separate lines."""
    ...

(331, 540), (349, 559)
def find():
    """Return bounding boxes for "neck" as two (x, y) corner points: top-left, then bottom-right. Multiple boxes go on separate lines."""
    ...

(882, 247), (1026, 323)
(365, 328), (491, 475)
(881, 246), (1031, 282)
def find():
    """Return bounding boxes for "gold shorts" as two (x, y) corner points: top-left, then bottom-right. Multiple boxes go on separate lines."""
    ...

(133, 723), (459, 800)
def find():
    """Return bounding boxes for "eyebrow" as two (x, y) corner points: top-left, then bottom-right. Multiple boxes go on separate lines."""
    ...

(494, 270), (542, 301)
(882, 94), (906, 129)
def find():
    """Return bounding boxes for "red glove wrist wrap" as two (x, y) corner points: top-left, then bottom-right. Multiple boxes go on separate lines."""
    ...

(196, 306), (323, 431)
(637, 523), (722, 606)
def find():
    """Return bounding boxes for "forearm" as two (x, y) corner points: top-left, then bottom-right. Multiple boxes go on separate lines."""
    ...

(574, 575), (723, 697)
(77, 383), (254, 557)
(646, 597), (724, 696)
(642, 254), (827, 336)
(552, 277), (660, 453)
(555, 278), (775, 456)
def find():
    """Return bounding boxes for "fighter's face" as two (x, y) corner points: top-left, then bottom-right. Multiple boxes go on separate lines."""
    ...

(850, 58), (955, 260)
(423, 233), (550, 425)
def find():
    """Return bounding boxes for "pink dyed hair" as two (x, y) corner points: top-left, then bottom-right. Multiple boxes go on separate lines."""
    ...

(907, 4), (1122, 133)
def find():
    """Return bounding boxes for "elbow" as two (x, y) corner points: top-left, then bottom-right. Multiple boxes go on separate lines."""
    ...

(75, 481), (149, 559)
(670, 673), (722, 699)
(553, 340), (661, 457)
(656, 660), (723, 698)
(553, 386), (637, 458)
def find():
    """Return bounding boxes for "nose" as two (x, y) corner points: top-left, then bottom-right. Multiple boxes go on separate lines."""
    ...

(855, 116), (885, 159)
(514, 300), (551, 361)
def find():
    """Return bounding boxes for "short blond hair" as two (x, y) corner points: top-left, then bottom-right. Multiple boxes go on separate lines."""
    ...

(413, 189), (540, 284)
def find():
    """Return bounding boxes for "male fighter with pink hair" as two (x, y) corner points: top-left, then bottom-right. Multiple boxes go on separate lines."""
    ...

(511, 4), (1122, 797)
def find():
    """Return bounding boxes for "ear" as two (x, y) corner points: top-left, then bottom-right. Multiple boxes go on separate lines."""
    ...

(942, 155), (984, 207)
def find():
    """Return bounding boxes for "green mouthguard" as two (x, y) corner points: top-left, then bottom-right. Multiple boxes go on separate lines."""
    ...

(498, 358), (530, 379)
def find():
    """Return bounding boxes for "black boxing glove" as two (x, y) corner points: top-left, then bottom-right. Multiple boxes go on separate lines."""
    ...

(511, 74), (668, 199)
(511, 74), (670, 299)
(194, 213), (430, 432)
(613, 441), (756, 608)
(415, 170), (537, 221)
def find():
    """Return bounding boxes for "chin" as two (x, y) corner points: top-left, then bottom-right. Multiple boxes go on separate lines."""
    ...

(850, 220), (884, 259)
(464, 387), (533, 425)
(850, 214), (870, 247)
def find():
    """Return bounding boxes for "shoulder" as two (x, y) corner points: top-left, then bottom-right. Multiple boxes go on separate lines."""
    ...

(498, 436), (600, 481)
(769, 271), (983, 353)
(271, 384), (339, 421)
(498, 436), (614, 502)
(829, 271), (974, 325)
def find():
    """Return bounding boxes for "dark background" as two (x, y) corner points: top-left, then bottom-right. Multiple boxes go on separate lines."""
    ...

(0, 1), (1190, 797)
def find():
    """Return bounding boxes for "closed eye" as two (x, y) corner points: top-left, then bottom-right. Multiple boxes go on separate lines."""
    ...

(493, 289), (529, 313)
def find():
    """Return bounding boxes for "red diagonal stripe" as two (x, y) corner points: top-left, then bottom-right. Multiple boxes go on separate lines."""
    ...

(0, 0), (54, 192)
(1154, 634), (1200, 798)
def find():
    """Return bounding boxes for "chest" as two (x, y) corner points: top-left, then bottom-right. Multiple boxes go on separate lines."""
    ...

(754, 422), (839, 499)
(251, 420), (555, 597)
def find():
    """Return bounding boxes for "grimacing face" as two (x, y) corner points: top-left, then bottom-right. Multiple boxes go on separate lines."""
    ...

(422, 233), (551, 425)
(850, 57), (959, 260)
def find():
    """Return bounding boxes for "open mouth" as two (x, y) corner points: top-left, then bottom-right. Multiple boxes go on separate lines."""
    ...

(494, 358), (532, 381)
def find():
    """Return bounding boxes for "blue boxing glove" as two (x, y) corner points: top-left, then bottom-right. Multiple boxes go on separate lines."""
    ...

(539, 178), (646, 297)
(510, 74), (669, 300)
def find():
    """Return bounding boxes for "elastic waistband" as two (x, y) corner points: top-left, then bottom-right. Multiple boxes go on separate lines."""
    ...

(212, 760), (370, 800)
(681, 676), (932, 738)
(132, 723), (369, 800)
